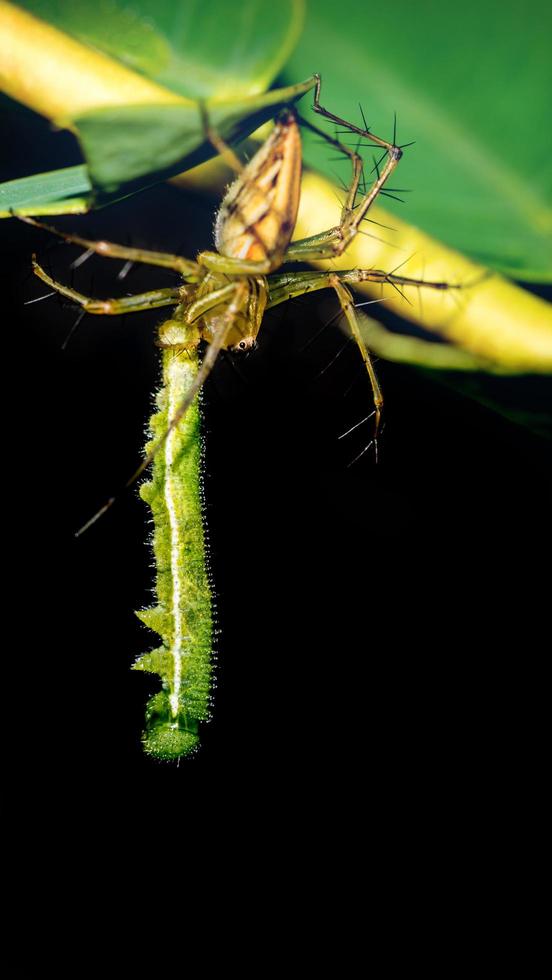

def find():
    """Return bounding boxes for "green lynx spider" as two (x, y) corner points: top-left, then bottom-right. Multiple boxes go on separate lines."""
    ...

(22, 76), (455, 756)
(24, 76), (453, 471)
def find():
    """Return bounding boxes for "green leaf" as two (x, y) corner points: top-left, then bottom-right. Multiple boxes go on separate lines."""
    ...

(0, 76), (316, 213)
(73, 76), (316, 196)
(3, 1), (312, 211)
(0, 164), (91, 217)
(284, 0), (552, 281)
(18, 0), (305, 99)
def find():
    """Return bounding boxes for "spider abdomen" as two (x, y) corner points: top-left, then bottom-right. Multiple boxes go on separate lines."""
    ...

(214, 108), (302, 264)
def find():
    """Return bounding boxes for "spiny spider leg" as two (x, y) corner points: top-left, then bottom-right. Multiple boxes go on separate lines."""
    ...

(32, 257), (182, 315)
(266, 267), (462, 452)
(329, 276), (382, 450)
(285, 74), (403, 262)
(267, 269), (459, 308)
(270, 270), (383, 447)
(18, 215), (200, 278)
(296, 114), (363, 216)
(312, 73), (393, 152)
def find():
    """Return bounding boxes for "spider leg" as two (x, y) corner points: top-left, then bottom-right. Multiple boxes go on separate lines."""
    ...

(266, 268), (485, 383)
(31, 256), (181, 314)
(329, 276), (383, 446)
(198, 102), (245, 176)
(267, 268), (460, 309)
(197, 250), (274, 276)
(285, 76), (403, 262)
(266, 263), (464, 452)
(266, 268), (382, 448)
(18, 215), (200, 278)
(33, 255), (181, 316)
(296, 114), (363, 217)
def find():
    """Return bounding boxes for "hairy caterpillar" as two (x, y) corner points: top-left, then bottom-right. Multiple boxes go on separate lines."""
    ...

(133, 351), (213, 759)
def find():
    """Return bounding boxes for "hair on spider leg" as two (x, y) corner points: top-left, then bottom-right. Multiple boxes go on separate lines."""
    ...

(358, 162), (367, 198)
(23, 290), (56, 306)
(346, 439), (375, 468)
(331, 187), (348, 210)
(388, 252), (419, 277)
(297, 304), (344, 356)
(379, 190), (406, 204)
(341, 361), (366, 399)
(354, 296), (392, 310)
(329, 169), (350, 194)
(356, 227), (401, 249)
(340, 425), (379, 468)
(360, 214), (398, 233)
(337, 410), (376, 440)
(358, 102), (371, 134)
(70, 247), (95, 271)
(384, 275), (413, 306)
(117, 259), (134, 281)
(61, 308), (86, 351)
(370, 151), (392, 181)
(314, 334), (355, 380)
(340, 345), (381, 401)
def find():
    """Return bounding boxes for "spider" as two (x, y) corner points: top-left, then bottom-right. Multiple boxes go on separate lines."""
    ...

(20, 74), (453, 503)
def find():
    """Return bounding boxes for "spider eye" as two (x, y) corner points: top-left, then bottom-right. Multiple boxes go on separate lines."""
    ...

(232, 336), (255, 353)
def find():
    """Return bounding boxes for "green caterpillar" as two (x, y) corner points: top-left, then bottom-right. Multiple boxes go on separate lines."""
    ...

(133, 350), (213, 759)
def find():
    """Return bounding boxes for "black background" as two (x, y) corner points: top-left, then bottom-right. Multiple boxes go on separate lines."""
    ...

(2, 98), (550, 808)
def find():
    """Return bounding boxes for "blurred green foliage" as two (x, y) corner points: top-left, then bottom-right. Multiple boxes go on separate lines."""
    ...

(285, 0), (552, 281)
(17, 0), (304, 98)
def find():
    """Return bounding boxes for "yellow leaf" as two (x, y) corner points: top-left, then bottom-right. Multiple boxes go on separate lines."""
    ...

(295, 172), (552, 373)
(0, 0), (186, 123)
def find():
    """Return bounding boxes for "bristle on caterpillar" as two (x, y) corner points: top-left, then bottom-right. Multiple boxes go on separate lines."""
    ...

(133, 350), (213, 760)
